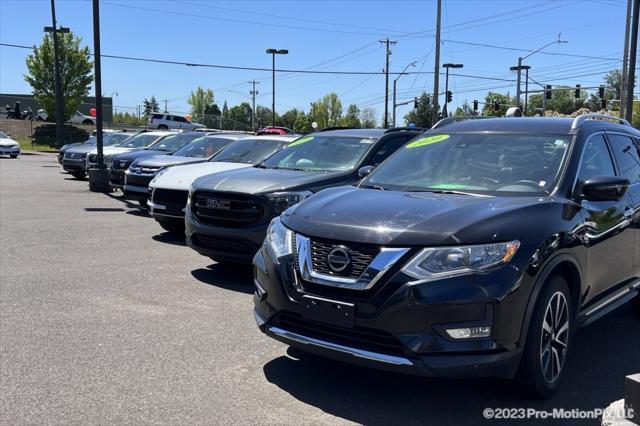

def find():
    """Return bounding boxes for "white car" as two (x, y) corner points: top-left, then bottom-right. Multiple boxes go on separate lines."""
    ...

(147, 113), (205, 131)
(85, 131), (172, 170)
(148, 135), (297, 234)
(0, 131), (20, 158)
(70, 111), (96, 126)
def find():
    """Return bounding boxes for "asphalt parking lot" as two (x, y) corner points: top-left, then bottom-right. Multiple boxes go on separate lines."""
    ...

(1, 153), (639, 425)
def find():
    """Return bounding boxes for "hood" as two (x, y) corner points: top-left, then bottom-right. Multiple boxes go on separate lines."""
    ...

(60, 142), (85, 152)
(114, 149), (171, 162)
(65, 144), (99, 154)
(192, 167), (346, 195)
(149, 161), (252, 191)
(135, 155), (204, 168)
(87, 146), (136, 156)
(0, 138), (19, 147)
(282, 186), (552, 246)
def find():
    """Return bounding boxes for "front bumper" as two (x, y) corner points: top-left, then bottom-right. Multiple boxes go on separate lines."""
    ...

(62, 158), (87, 172)
(109, 169), (125, 188)
(185, 206), (268, 263)
(252, 245), (530, 379)
(0, 146), (20, 155)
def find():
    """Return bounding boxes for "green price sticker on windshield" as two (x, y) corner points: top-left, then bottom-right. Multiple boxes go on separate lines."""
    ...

(406, 134), (450, 149)
(288, 136), (314, 147)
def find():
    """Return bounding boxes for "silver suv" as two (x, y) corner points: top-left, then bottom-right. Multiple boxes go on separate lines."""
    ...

(147, 113), (205, 131)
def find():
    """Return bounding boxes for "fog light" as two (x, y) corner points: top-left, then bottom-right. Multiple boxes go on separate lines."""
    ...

(446, 326), (491, 339)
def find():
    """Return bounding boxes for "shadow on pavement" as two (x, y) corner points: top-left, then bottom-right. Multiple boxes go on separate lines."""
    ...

(262, 306), (639, 425)
(191, 262), (254, 294)
(85, 207), (126, 212)
(152, 232), (187, 247)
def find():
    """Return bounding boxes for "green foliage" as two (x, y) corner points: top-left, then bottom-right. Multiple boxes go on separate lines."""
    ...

(142, 96), (159, 116)
(293, 112), (311, 132)
(255, 105), (278, 128)
(454, 100), (476, 116)
(113, 111), (145, 126)
(280, 108), (302, 129)
(187, 88), (216, 123)
(482, 92), (511, 117)
(341, 104), (361, 127)
(633, 100), (640, 129)
(24, 32), (93, 121)
(359, 107), (377, 128)
(403, 92), (434, 128)
(309, 92), (343, 129)
(225, 102), (252, 129)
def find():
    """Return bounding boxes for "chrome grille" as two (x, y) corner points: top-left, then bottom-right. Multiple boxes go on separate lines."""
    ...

(309, 237), (379, 279)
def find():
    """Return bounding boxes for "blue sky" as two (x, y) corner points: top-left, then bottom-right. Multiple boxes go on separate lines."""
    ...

(0, 0), (632, 124)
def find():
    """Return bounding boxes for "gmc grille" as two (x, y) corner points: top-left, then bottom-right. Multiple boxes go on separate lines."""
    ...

(192, 191), (263, 228)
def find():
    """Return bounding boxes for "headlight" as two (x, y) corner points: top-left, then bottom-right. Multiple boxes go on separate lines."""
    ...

(265, 217), (293, 259)
(150, 167), (169, 184)
(266, 191), (312, 214)
(401, 241), (520, 280)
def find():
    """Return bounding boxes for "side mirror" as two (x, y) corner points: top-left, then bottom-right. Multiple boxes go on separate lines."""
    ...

(580, 176), (630, 202)
(358, 165), (375, 178)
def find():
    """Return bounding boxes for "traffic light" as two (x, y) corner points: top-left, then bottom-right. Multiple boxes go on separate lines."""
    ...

(545, 85), (552, 100)
(598, 85), (605, 99)
(493, 101), (500, 111)
(447, 91), (453, 103)
(414, 98), (419, 109)
(473, 100), (478, 112)
(574, 85), (581, 99)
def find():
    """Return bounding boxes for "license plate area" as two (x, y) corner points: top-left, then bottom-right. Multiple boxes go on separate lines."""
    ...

(301, 295), (355, 328)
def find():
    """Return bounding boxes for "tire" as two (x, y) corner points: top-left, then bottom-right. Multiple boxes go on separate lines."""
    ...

(10, 154), (18, 158)
(157, 124), (168, 130)
(630, 293), (640, 317)
(71, 172), (86, 179)
(82, 119), (94, 126)
(158, 219), (185, 236)
(518, 275), (573, 399)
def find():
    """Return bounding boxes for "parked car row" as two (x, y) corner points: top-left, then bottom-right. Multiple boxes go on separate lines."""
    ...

(0, 131), (20, 158)
(57, 114), (640, 398)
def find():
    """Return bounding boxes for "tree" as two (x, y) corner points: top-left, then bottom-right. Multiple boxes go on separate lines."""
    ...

(403, 92), (434, 128)
(293, 111), (311, 132)
(281, 108), (302, 129)
(225, 102), (252, 129)
(309, 100), (329, 129)
(454, 99), (476, 116)
(308, 92), (343, 129)
(341, 104), (361, 127)
(527, 87), (586, 115)
(142, 96), (160, 117)
(482, 92), (511, 117)
(359, 107), (377, 128)
(187, 87), (216, 123)
(24, 31), (93, 121)
(255, 105), (277, 128)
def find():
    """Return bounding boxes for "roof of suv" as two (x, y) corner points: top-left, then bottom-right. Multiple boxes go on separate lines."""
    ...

(432, 117), (639, 135)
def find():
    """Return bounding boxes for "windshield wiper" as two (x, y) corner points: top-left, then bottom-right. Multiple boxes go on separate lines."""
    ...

(360, 184), (386, 191)
(412, 189), (486, 197)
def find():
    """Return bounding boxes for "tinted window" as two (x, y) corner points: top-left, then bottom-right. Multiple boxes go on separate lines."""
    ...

(173, 136), (235, 158)
(174, 116), (187, 123)
(119, 133), (162, 148)
(151, 114), (163, 120)
(368, 135), (413, 166)
(577, 134), (616, 183)
(262, 135), (376, 172)
(104, 133), (132, 146)
(608, 134), (640, 184)
(365, 133), (571, 195)
(151, 132), (203, 152)
(212, 138), (289, 164)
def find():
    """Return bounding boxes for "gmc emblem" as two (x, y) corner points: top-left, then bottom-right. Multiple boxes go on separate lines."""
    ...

(205, 198), (231, 210)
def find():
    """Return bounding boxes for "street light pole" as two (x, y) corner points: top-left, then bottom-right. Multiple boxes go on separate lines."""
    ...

(266, 48), (288, 128)
(392, 61), (416, 127)
(45, 0), (69, 148)
(442, 63), (463, 117)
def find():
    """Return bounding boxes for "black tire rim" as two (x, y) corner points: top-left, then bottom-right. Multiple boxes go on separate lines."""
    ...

(540, 291), (570, 384)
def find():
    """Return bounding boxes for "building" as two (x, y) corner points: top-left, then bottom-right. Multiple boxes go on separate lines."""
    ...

(0, 93), (113, 123)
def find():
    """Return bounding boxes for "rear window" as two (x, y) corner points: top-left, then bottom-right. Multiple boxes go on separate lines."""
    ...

(212, 138), (289, 164)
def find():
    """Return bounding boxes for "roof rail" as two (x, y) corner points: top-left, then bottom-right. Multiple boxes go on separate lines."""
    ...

(384, 126), (428, 133)
(571, 114), (631, 130)
(431, 115), (489, 130)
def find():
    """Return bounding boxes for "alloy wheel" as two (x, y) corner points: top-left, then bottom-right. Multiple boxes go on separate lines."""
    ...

(540, 291), (570, 383)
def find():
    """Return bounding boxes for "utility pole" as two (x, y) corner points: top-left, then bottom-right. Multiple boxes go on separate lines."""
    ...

(624, 0), (639, 123)
(432, 0), (442, 124)
(47, 0), (66, 148)
(162, 99), (168, 113)
(380, 38), (397, 128)
(249, 80), (259, 131)
(621, 0), (633, 118)
(266, 48), (288, 128)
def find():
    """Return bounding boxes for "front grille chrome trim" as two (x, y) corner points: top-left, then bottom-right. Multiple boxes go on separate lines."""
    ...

(268, 326), (413, 366)
(296, 234), (408, 290)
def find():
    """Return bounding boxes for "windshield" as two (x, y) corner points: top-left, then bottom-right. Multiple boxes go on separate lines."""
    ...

(0, 132), (9, 138)
(149, 132), (203, 152)
(261, 135), (375, 171)
(173, 136), (236, 158)
(365, 133), (571, 196)
(104, 133), (132, 146)
(84, 136), (97, 145)
(118, 133), (163, 148)
(211, 138), (289, 164)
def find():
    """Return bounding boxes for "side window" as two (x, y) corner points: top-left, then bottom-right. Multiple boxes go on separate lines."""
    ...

(174, 116), (187, 123)
(577, 134), (616, 183)
(608, 134), (640, 184)
(166, 115), (174, 121)
(368, 135), (412, 166)
(151, 113), (163, 121)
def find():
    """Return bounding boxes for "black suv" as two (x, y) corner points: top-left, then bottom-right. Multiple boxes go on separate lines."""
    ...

(253, 115), (640, 398)
(185, 128), (423, 263)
